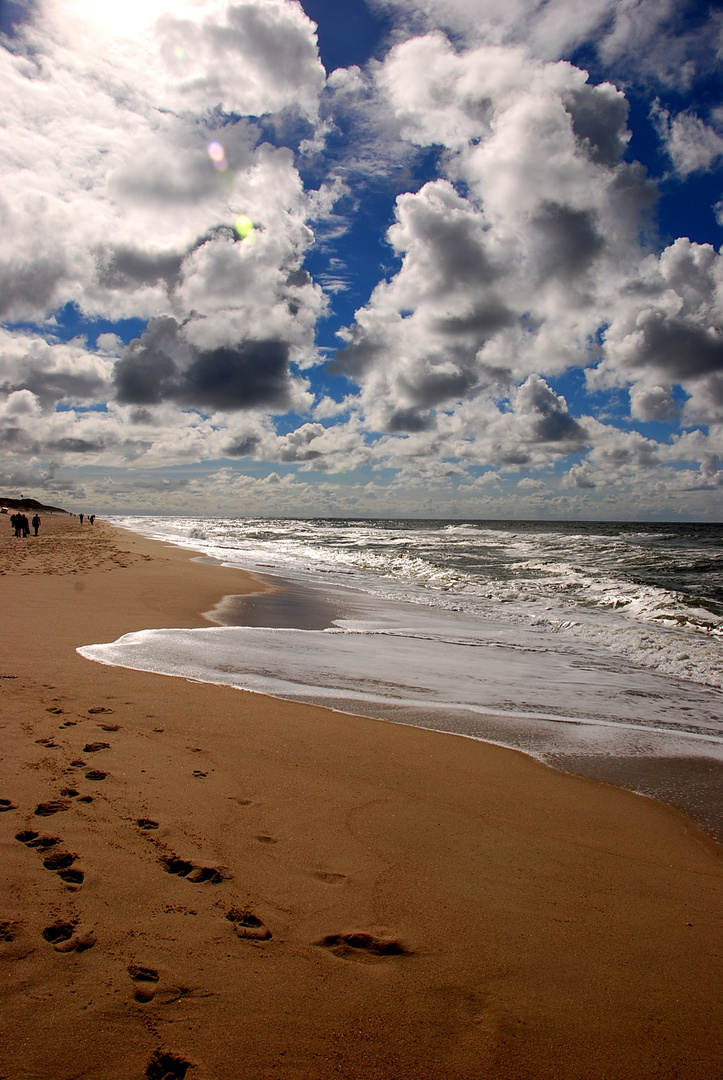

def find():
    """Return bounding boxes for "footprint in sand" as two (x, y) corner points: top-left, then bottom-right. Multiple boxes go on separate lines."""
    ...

(83, 742), (110, 753)
(311, 870), (347, 884)
(226, 907), (271, 941)
(58, 868), (84, 886)
(136, 818), (159, 831)
(315, 931), (411, 960)
(16, 830), (60, 849)
(157, 848), (232, 884)
(192, 770), (207, 778)
(145, 1049), (193, 1080)
(34, 800), (69, 817)
(43, 921), (95, 952)
(254, 834), (278, 845)
(68, 759), (87, 768)
(0, 919), (23, 941)
(35, 738), (60, 748)
(42, 850), (77, 871)
(85, 770), (107, 781)
(161, 856), (226, 884)
(42, 920), (76, 943)
(0, 798), (17, 813)
(129, 963), (160, 1001)
(87, 706), (114, 715)
(16, 830), (85, 887)
(99, 723), (120, 732)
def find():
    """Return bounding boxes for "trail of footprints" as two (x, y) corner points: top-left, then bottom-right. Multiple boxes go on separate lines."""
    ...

(15, 827), (85, 888)
(4, 690), (412, 1075)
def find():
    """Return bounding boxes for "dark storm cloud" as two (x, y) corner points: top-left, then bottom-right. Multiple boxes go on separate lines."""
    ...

(563, 84), (630, 166)
(531, 202), (605, 281)
(113, 318), (294, 411)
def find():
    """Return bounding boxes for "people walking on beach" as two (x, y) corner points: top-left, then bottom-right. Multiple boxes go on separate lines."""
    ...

(89, 514), (95, 525)
(79, 513), (84, 524)
(20, 514), (30, 537)
(10, 513), (21, 537)
(31, 514), (41, 536)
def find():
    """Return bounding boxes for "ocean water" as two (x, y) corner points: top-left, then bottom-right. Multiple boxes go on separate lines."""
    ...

(80, 517), (723, 838)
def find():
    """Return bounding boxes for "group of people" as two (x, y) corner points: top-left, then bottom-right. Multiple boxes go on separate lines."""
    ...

(9, 512), (41, 537)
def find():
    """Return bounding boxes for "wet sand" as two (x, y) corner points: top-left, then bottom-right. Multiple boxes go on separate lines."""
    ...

(1, 514), (722, 1080)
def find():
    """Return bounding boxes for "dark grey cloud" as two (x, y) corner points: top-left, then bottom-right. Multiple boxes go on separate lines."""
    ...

(517, 375), (588, 446)
(399, 357), (478, 409)
(1, 369), (108, 409)
(225, 434), (261, 457)
(183, 341), (291, 410)
(563, 84), (630, 165)
(626, 310), (723, 379)
(531, 202), (605, 282)
(498, 449), (531, 465)
(113, 317), (294, 411)
(432, 298), (515, 337)
(95, 247), (185, 291)
(0, 425), (24, 446)
(223, 3), (320, 93)
(0, 257), (69, 320)
(129, 408), (154, 424)
(46, 437), (106, 454)
(386, 407), (434, 432)
(330, 332), (384, 378)
(113, 327), (179, 406)
(412, 207), (499, 293)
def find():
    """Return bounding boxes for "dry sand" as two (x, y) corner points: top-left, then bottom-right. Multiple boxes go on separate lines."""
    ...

(1, 514), (721, 1080)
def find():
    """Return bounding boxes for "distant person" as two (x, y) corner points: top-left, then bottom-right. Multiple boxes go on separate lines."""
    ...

(10, 513), (21, 537)
(21, 514), (30, 537)
(31, 514), (41, 536)
(79, 513), (84, 524)
(89, 514), (95, 525)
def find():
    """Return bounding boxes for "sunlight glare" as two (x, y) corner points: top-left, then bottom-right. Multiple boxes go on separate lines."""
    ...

(60, 0), (201, 41)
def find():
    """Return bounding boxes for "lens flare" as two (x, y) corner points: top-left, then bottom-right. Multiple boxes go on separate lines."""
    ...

(234, 215), (255, 243)
(207, 141), (228, 171)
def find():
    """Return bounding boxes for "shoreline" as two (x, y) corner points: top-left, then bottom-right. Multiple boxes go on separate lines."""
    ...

(1, 516), (722, 1079)
(97, 523), (723, 847)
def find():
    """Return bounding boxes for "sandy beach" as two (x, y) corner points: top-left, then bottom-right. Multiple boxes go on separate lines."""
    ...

(1, 514), (722, 1080)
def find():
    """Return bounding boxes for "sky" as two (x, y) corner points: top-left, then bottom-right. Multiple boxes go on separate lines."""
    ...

(1, 0), (723, 519)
